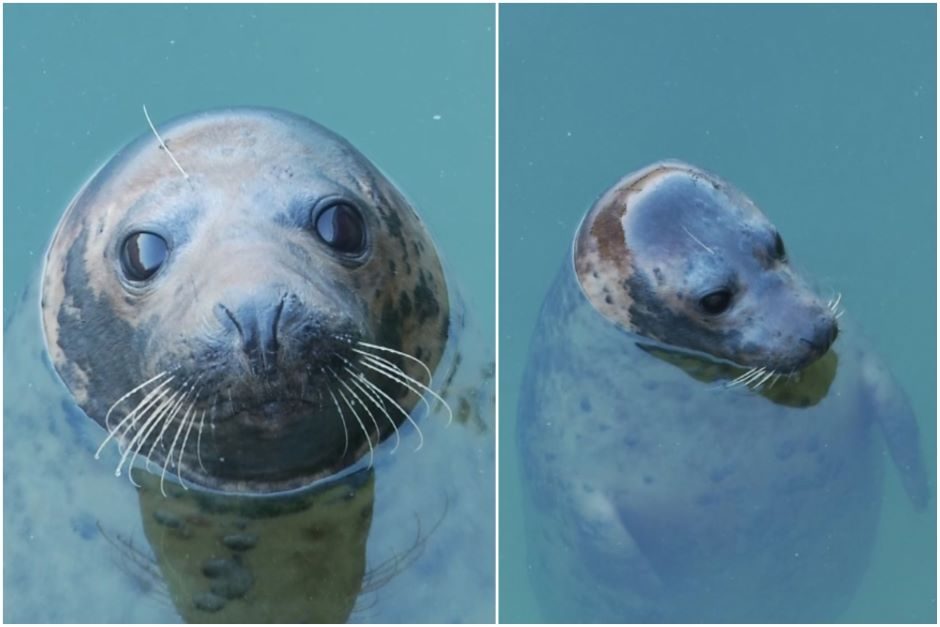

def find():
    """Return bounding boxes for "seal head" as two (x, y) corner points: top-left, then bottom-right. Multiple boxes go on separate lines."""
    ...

(41, 108), (450, 493)
(574, 160), (838, 373)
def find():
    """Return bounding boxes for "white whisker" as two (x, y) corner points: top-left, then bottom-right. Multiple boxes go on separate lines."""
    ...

(741, 367), (768, 389)
(125, 386), (190, 485)
(196, 408), (208, 473)
(752, 369), (776, 391)
(145, 377), (196, 472)
(329, 367), (383, 448)
(336, 387), (374, 468)
(143, 104), (188, 179)
(161, 395), (197, 497)
(325, 387), (350, 458)
(830, 292), (842, 312)
(95, 377), (176, 460)
(346, 366), (425, 452)
(682, 225), (715, 255)
(104, 370), (171, 431)
(729, 367), (765, 390)
(727, 367), (758, 387)
(358, 355), (453, 426)
(115, 387), (184, 486)
(346, 367), (403, 454)
(355, 342), (433, 384)
(176, 397), (202, 491)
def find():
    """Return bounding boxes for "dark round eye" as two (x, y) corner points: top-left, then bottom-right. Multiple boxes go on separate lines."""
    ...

(121, 232), (168, 282)
(773, 232), (786, 260)
(699, 289), (733, 315)
(314, 202), (366, 255)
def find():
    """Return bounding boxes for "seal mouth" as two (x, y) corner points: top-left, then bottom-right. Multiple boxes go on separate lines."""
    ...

(641, 342), (839, 407)
(92, 335), (449, 494)
(224, 397), (322, 433)
(163, 389), (361, 492)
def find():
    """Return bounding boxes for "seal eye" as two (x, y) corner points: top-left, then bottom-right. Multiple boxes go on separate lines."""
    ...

(699, 289), (733, 315)
(773, 232), (787, 261)
(314, 202), (366, 255)
(121, 232), (168, 282)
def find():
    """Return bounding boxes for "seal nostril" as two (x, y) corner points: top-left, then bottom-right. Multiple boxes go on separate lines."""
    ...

(271, 297), (286, 349)
(224, 294), (287, 377)
(218, 304), (244, 339)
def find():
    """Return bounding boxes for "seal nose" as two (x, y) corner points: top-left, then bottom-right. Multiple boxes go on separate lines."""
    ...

(218, 295), (286, 377)
(815, 315), (839, 349)
(800, 315), (839, 355)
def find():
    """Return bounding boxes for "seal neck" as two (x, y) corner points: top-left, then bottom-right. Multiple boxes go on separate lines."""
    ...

(639, 343), (839, 408)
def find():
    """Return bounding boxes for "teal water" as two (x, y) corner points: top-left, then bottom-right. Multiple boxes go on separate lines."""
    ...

(499, 4), (936, 623)
(4, 3), (494, 622)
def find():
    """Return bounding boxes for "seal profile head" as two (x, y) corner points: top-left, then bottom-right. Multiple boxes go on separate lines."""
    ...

(42, 108), (450, 493)
(574, 160), (838, 373)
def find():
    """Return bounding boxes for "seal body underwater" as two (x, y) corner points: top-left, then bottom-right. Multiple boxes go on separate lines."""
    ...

(4, 107), (494, 622)
(517, 161), (929, 623)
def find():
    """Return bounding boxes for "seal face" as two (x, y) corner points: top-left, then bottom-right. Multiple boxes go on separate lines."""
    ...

(575, 161), (838, 372)
(41, 108), (450, 493)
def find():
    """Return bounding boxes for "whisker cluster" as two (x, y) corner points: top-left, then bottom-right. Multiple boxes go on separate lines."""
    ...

(93, 340), (450, 495)
(94, 368), (211, 497)
(827, 292), (845, 320)
(723, 293), (843, 394)
(321, 341), (452, 468)
(724, 366), (780, 392)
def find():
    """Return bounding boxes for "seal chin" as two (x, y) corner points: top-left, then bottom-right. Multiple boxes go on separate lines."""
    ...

(169, 389), (362, 492)
(768, 351), (832, 377)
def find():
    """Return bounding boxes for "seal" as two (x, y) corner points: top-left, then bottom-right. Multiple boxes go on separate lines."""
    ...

(5, 108), (494, 622)
(41, 107), (450, 494)
(518, 161), (929, 622)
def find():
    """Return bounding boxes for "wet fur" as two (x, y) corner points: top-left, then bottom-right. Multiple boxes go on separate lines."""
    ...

(575, 161), (836, 373)
(519, 161), (929, 622)
(41, 108), (450, 492)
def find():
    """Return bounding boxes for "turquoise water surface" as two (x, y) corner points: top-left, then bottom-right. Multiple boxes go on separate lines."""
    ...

(499, 3), (936, 623)
(4, 4), (494, 622)
(3, 1), (937, 624)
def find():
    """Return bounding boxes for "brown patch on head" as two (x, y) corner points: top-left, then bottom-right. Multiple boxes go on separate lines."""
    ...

(574, 161), (839, 373)
(588, 201), (628, 268)
(574, 161), (697, 333)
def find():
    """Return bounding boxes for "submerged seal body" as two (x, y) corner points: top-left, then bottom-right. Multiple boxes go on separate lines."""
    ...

(5, 108), (493, 622)
(518, 161), (929, 622)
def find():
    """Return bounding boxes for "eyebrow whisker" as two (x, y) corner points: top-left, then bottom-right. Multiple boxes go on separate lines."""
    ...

(142, 104), (189, 179)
